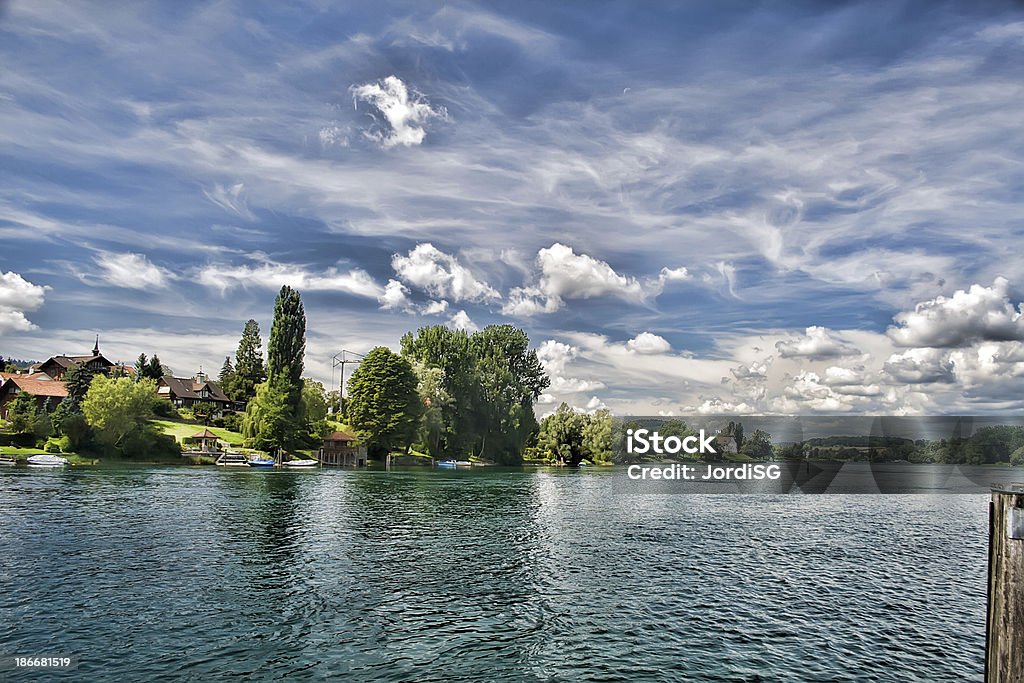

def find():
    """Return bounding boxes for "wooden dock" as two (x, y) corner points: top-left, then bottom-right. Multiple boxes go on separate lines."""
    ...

(986, 483), (1024, 682)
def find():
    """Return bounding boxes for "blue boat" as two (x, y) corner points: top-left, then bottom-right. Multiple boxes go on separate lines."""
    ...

(437, 460), (457, 469)
(247, 457), (275, 468)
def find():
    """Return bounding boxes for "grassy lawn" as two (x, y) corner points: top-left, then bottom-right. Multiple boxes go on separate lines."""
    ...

(151, 419), (245, 446)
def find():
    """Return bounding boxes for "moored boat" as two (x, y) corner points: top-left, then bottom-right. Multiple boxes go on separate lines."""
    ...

(0, 456), (16, 467)
(246, 457), (275, 468)
(283, 459), (318, 468)
(216, 452), (249, 467)
(27, 454), (69, 468)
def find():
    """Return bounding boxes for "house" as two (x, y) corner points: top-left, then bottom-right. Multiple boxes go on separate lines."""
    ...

(0, 376), (68, 419)
(714, 434), (738, 454)
(157, 370), (233, 415)
(319, 431), (367, 466)
(35, 337), (118, 380)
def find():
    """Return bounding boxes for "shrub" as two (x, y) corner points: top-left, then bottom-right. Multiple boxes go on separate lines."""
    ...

(44, 438), (62, 453)
(152, 400), (178, 418)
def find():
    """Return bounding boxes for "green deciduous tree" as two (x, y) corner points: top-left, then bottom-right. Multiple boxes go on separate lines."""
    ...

(536, 403), (587, 466)
(82, 376), (158, 448)
(266, 286), (306, 406)
(347, 347), (422, 455)
(582, 408), (613, 464)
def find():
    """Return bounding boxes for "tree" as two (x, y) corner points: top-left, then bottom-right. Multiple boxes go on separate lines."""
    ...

(582, 409), (613, 463)
(242, 287), (307, 452)
(347, 347), (422, 455)
(82, 376), (159, 449)
(400, 324), (550, 463)
(413, 362), (452, 459)
(192, 401), (216, 426)
(134, 353), (148, 380)
(227, 319), (266, 402)
(266, 286), (306, 406)
(536, 403), (587, 466)
(144, 355), (165, 381)
(218, 356), (235, 385)
(741, 429), (773, 460)
(242, 379), (298, 451)
(6, 392), (37, 435)
(299, 379), (329, 441)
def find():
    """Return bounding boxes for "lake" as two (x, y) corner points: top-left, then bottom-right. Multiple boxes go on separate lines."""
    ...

(0, 466), (995, 681)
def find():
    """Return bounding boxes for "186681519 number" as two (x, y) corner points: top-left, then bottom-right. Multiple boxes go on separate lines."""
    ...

(4, 656), (76, 670)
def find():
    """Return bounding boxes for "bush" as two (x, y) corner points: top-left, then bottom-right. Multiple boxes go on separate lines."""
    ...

(153, 400), (178, 418)
(44, 438), (62, 453)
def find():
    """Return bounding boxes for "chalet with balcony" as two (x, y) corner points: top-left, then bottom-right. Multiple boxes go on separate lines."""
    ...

(35, 337), (118, 380)
(157, 370), (233, 415)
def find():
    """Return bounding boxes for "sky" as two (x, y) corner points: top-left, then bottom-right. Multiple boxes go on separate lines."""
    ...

(2, 0), (1024, 416)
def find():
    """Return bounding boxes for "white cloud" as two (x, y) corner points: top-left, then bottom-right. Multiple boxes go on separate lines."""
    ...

(350, 75), (447, 148)
(883, 348), (955, 384)
(775, 326), (860, 360)
(392, 243), (499, 302)
(422, 300), (449, 315)
(0, 271), (47, 334)
(536, 339), (578, 374)
(626, 332), (671, 354)
(448, 309), (478, 332)
(550, 376), (606, 394)
(887, 278), (1024, 348)
(379, 279), (411, 310)
(94, 252), (173, 290)
(198, 261), (383, 298)
(501, 286), (561, 316)
(202, 182), (254, 220)
(537, 243), (644, 302)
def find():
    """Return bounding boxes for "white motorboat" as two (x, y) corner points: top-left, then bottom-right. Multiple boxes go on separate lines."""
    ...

(26, 454), (68, 468)
(283, 459), (319, 468)
(215, 452), (249, 467)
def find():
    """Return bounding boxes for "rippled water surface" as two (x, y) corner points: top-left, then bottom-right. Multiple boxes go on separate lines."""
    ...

(0, 466), (990, 681)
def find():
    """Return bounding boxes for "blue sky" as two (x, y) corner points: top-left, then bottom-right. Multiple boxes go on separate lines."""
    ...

(2, 0), (1024, 415)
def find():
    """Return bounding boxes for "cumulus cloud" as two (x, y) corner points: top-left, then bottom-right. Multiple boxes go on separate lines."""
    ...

(775, 326), (860, 360)
(550, 376), (606, 394)
(448, 309), (478, 332)
(0, 271), (47, 333)
(379, 279), (411, 310)
(350, 75), (447, 148)
(887, 278), (1024, 348)
(94, 252), (173, 290)
(392, 243), (499, 302)
(536, 340), (578, 375)
(538, 243), (644, 302)
(883, 348), (956, 384)
(198, 261), (383, 298)
(422, 300), (449, 315)
(626, 332), (671, 354)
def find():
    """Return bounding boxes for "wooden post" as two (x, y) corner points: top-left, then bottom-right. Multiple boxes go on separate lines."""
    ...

(987, 484), (1024, 682)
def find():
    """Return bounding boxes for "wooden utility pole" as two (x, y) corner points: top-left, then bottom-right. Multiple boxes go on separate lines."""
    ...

(986, 483), (1024, 682)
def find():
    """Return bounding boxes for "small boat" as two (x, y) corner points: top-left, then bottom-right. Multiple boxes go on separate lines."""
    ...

(27, 454), (68, 468)
(246, 457), (275, 468)
(283, 459), (319, 468)
(216, 452), (249, 467)
(437, 460), (457, 468)
(0, 456), (16, 467)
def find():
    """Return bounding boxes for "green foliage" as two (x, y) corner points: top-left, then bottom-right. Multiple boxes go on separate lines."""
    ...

(243, 378), (303, 451)
(241, 288), (307, 451)
(412, 363), (452, 458)
(60, 413), (92, 451)
(191, 401), (217, 425)
(581, 409), (614, 464)
(400, 324), (549, 463)
(536, 403), (587, 466)
(741, 429), (773, 460)
(226, 319), (266, 402)
(133, 353), (164, 381)
(266, 286), (306, 404)
(7, 392), (37, 435)
(82, 376), (160, 451)
(347, 347), (422, 454)
(300, 379), (330, 441)
(1012, 446), (1024, 466)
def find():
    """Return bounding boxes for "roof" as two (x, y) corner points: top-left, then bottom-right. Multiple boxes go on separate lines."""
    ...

(159, 376), (231, 403)
(1, 376), (68, 398)
(189, 429), (220, 439)
(325, 431), (357, 442)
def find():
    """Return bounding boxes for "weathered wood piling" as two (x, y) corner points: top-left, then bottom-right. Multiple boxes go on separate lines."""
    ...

(986, 484), (1024, 682)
